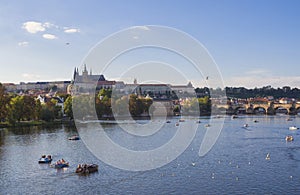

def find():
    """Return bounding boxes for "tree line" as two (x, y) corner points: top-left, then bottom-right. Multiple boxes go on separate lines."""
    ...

(5, 83), (296, 124)
(0, 83), (68, 124)
(195, 86), (300, 99)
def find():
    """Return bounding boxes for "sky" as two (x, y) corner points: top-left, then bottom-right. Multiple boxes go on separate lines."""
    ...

(0, 0), (300, 88)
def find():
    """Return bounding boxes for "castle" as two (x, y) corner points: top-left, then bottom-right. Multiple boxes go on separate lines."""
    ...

(70, 65), (195, 97)
(3, 65), (195, 98)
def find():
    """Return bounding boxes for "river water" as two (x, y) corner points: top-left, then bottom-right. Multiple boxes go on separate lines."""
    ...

(0, 115), (299, 194)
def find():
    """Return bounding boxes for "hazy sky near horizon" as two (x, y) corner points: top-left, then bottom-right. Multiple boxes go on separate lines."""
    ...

(0, 0), (300, 88)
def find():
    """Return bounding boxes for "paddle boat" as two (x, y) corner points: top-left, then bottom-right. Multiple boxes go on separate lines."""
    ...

(76, 164), (98, 174)
(204, 124), (211, 127)
(231, 115), (238, 119)
(285, 135), (294, 142)
(289, 126), (299, 131)
(265, 153), (270, 160)
(38, 155), (52, 164)
(53, 159), (69, 168)
(68, 135), (80, 140)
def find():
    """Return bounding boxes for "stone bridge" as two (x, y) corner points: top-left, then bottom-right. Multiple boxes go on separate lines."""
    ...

(214, 102), (300, 115)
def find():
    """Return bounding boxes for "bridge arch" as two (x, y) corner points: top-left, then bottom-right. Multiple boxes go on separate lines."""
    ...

(295, 107), (300, 114)
(253, 107), (267, 114)
(274, 106), (289, 114)
(234, 106), (246, 114)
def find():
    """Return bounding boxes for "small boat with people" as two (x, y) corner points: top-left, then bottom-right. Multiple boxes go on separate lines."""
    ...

(38, 154), (52, 163)
(68, 135), (80, 140)
(289, 126), (299, 131)
(243, 124), (249, 128)
(285, 135), (294, 142)
(265, 153), (270, 160)
(76, 164), (98, 174)
(53, 159), (69, 168)
(204, 124), (211, 127)
(231, 115), (238, 119)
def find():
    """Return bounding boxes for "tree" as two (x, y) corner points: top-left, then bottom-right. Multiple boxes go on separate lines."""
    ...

(0, 83), (9, 122)
(22, 96), (37, 121)
(64, 96), (73, 119)
(129, 94), (143, 116)
(7, 96), (25, 123)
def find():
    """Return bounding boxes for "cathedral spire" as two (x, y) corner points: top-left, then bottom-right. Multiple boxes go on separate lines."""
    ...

(83, 64), (88, 73)
(73, 67), (77, 81)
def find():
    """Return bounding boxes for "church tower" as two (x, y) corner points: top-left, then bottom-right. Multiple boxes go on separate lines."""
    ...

(82, 64), (89, 82)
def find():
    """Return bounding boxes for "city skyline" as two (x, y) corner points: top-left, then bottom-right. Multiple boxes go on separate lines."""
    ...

(1, 0), (300, 88)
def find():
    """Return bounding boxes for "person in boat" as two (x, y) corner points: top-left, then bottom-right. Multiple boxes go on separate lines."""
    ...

(41, 155), (46, 158)
(47, 155), (52, 160)
(76, 164), (83, 173)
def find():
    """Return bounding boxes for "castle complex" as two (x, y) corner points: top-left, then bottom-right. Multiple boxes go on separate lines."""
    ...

(70, 64), (195, 98)
(3, 65), (195, 99)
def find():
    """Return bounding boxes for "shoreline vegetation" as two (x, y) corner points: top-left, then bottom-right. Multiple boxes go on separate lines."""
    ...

(0, 119), (75, 128)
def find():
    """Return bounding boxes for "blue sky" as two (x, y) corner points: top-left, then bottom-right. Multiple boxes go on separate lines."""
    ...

(0, 0), (299, 88)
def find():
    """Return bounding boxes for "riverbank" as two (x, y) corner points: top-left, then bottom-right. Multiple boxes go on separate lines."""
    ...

(0, 119), (75, 128)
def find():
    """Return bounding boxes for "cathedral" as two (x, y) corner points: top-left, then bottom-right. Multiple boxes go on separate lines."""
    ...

(69, 64), (117, 94)
(72, 64), (106, 83)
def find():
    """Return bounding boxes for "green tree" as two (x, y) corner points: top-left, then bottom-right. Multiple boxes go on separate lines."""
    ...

(7, 96), (25, 123)
(22, 96), (37, 121)
(0, 83), (10, 122)
(64, 96), (73, 119)
(198, 96), (211, 115)
(129, 94), (143, 116)
(40, 104), (55, 122)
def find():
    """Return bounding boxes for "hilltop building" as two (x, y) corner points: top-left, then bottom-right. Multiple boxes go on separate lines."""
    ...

(69, 65), (195, 98)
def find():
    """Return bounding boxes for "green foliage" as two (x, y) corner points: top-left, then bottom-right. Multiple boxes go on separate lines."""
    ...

(0, 83), (10, 122)
(181, 96), (211, 116)
(7, 96), (39, 123)
(73, 95), (94, 119)
(114, 96), (129, 115)
(64, 96), (73, 119)
(40, 104), (55, 122)
(198, 96), (211, 114)
(173, 105), (180, 113)
(128, 94), (153, 117)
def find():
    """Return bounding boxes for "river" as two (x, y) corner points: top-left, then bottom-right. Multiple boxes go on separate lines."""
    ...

(0, 115), (299, 194)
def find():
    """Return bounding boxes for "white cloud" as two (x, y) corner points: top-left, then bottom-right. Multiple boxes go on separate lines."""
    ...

(131, 26), (151, 31)
(42, 34), (57, 40)
(22, 21), (46, 33)
(18, 41), (29, 46)
(246, 68), (270, 75)
(224, 75), (300, 88)
(64, 28), (80, 33)
(43, 22), (57, 29)
(22, 73), (41, 80)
